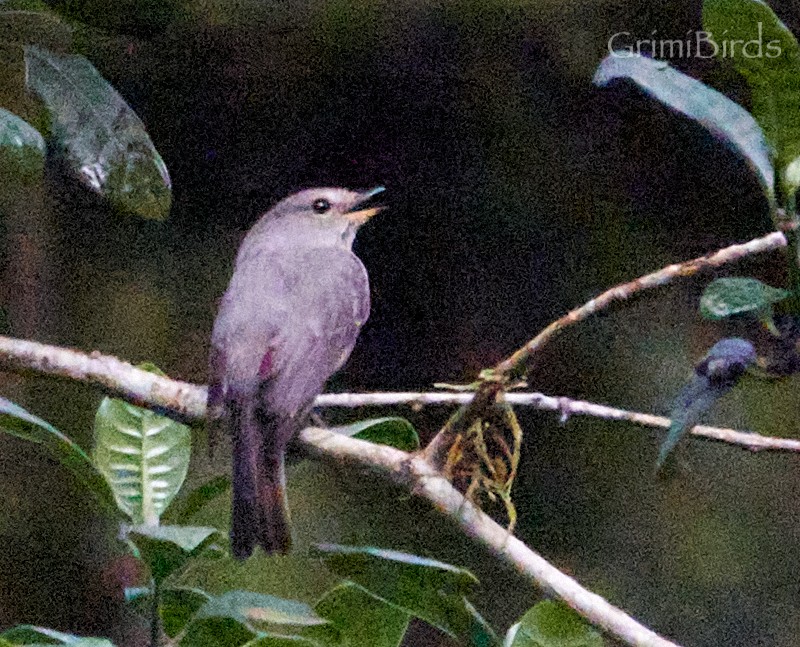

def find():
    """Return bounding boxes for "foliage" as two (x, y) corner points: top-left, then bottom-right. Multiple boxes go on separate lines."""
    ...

(0, 390), (588, 646)
(4, 0), (800, 645)
(0, 4), (172, 220)
(596, 0), (800, 470)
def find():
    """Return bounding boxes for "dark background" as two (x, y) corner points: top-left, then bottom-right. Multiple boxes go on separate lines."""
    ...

(1, 0), (799, 645)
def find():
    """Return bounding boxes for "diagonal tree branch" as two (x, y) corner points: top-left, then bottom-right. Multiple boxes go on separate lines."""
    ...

(492, 230), (786, 379)
(301, 426), (682, 647)
(420, 230), (788, 468)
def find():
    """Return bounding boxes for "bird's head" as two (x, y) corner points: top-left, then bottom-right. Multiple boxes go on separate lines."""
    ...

(244, 187), (385, 253)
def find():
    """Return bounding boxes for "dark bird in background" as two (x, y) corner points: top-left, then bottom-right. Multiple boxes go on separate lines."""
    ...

(209, 187), (384, 558)
(656, 337), (756, 475)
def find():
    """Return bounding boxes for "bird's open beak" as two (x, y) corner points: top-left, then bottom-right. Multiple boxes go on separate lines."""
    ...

(345, 186), (386, 224)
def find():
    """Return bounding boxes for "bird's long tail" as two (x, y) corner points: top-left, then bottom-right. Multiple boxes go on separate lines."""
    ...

(229, 394), (292, 559)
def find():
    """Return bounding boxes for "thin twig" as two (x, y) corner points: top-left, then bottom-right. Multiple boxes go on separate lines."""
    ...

(0, 335), (795, 453)
(492, 231), (786, 379)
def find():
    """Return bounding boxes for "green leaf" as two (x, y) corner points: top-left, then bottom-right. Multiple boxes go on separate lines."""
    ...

(0, 397), (119, 517)
(93, 395), (190, 525)
(0, 107), (45, 180)
(315, 582), (409, 647)
(703, 0), (800, 196)
(0, 626), (115, 646)
(24, 45), (171, 220)
(244, 638), (324, 647)
(162, 587), (213, 638)
(594, 52), (775, 209)
(128, 525), (220, 584)
(179, 618), (256, 647)
(125, 586), (212, 638)
(699, 277), (789, 320)
(195, 591), (328, 632)
(313, 544), (498, 646)
(163, 475), (231, 524)
(508, 601), (604, 647)
(331, 417), (420, 451)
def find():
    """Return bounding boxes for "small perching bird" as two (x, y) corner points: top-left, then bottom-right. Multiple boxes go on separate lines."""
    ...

(209, 187), (384, 559)
(656, 337), (756, 475)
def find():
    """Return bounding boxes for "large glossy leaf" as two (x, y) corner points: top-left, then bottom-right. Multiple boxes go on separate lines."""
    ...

(315, 582), (410, 647)
(331, 417), (419, 451)
(703, 0), (800, 196)
(0, 397), (118, 517)
(594, 52), (775, 208)
(0, 107), (45, 181)
(699, 277), (789, 320)
(24, 45), (171, 220)
(313, 544), (498, 646)
(508, 601), (603, 647)
(128, 525), (220, 584)
(93, 396), (190, 525)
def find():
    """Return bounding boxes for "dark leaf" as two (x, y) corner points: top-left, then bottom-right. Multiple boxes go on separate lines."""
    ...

(594, 52), (775, 208)
(24, 45), (171, 220)
(125, 586), (212, 638)
(313, 544), (498, 646)
(0, 397), (118, 517)
(315, 582), (410, 647)
(128, 525), (220, 584)
(507, 601), (604, 647)
(179, 618), (256, 647)
(331, 417), (419, 451)
(163, 475), (231, 524)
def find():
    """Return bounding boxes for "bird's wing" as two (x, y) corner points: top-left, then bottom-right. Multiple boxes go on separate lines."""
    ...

(260, 248), (370, 417)
(208, 252), (291, 409)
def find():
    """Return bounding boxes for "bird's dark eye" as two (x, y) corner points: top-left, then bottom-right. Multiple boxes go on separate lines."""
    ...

(312, 198), (331, 214)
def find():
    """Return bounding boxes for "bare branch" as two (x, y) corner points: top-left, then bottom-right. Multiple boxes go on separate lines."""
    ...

(1, 335), (795, 453)
(0, 335), (207, 420)
(492, 231), (787, 379)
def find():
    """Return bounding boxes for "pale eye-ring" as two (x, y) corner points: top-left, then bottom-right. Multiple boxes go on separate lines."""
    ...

(312, 198), (331, 214)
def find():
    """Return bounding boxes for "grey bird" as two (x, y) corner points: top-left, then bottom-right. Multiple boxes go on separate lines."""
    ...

(209, 186), (384, 559)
